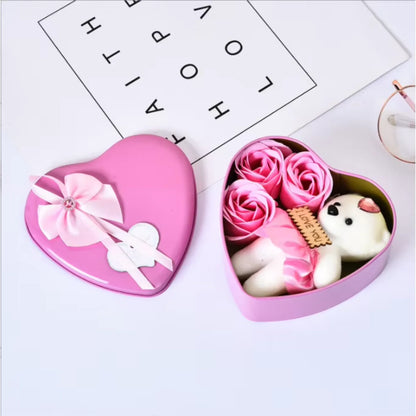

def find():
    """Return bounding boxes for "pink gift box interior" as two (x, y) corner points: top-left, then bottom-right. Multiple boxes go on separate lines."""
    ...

(221, 136), (396, 321)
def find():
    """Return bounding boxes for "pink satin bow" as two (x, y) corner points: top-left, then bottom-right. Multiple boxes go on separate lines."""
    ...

(31, 173), (173, 290)
(33, 173), (122, 246)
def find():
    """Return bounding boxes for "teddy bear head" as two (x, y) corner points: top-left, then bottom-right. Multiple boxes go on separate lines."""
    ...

(318, 194), (391, 261)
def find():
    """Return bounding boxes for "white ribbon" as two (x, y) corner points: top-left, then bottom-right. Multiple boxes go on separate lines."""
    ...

(31, 173), (173, 290)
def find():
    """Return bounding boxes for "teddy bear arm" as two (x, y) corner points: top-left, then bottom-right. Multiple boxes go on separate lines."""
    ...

(313, 245), (342, 288)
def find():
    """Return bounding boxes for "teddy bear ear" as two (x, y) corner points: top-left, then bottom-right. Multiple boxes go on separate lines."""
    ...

(358, 197), (381, 213)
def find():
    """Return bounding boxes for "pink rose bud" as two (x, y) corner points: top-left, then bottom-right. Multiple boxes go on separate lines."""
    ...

(223, 179), (277, 245)
(280, 151), (333, 213)
(234, 139), (292, 199)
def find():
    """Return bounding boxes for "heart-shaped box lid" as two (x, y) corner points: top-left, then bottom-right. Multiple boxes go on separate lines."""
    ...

(25, 134), (196, 296)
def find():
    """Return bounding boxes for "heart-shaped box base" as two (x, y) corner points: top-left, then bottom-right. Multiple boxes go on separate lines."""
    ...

(25, 134), (196, 296)
(221, 136), (396, 321)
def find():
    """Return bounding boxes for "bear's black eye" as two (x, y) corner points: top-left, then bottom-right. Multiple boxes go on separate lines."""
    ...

(345, 218), (353, 225)
(334, 202), (341, 206)
(328, 204), (339, 216)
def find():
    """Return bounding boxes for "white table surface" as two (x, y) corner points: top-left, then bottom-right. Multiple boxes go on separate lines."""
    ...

(2, 1), (415, 415)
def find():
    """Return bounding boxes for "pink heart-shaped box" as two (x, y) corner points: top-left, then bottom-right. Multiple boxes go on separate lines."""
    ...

(221, 136), (396, 321)
(25, 134), (196, 296)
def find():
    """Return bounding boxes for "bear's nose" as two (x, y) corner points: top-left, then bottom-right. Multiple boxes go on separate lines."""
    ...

(327, 204), (339, 216)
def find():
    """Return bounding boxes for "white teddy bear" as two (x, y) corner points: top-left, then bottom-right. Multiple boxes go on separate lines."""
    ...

(231, 194), (391, 297)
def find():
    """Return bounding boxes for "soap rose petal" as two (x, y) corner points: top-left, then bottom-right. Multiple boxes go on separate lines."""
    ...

(234, 139), (292, 198)
(280, 151), (333, 213)
(223, 179), (277, 244)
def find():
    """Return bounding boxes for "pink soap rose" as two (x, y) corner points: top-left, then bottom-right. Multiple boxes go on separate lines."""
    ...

(234, 139), (292, 199)
(280, 151), (333, 213)
(223, 179), (277, 245)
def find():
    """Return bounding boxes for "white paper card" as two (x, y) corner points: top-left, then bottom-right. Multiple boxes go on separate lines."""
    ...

(5, 0), (409, 191)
